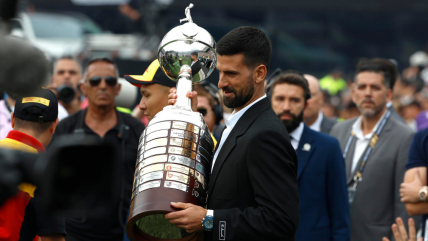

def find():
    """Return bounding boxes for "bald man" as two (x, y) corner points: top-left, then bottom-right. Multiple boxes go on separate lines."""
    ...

(303, 74), (337, 135)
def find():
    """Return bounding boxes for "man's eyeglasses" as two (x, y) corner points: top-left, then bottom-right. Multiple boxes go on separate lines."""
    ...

(88, 76), (118, 87)
(197, 108), (207, 116)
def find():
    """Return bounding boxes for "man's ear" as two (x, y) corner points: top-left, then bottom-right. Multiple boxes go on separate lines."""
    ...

(115, 83), (122, 96)
(386, 88), (392, 102)
(11, 112), (15, 129)
(80, 82), (87, 97)
(253, 65), (267, 84)
(50, 118), (59, 134)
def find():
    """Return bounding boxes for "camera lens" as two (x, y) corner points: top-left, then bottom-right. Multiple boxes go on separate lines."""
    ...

(57, 85), (75, 104)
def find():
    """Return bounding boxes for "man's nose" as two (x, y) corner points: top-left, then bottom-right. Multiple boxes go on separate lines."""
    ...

(139, 98), (147, 110)
(218, 73), (227, 89)
(98, 78), (108, 89)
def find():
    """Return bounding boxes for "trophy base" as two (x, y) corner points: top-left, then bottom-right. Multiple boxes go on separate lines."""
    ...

(127, 107), (213, 241)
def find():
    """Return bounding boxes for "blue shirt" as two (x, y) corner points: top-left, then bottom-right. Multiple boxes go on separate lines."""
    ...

(406, 128), (428, 236)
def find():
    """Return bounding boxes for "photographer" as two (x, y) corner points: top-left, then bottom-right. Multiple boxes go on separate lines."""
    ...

(51, 56), (84, 115)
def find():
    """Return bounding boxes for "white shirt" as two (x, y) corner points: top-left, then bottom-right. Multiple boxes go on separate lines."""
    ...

(350, 111), (386, 172)
(289, 122), (304, 150)
(309, 111), (323, 132)
(211, 94), (267, 171)
(191, 60), (196, 66)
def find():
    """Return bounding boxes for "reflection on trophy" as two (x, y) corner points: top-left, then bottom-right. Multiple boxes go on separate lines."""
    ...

(126, 3), (217, 241)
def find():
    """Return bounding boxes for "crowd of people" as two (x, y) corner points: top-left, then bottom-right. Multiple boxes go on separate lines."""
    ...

(2, 22), (428, 241)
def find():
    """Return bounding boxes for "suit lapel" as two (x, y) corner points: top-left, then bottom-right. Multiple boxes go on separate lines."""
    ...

(296, 125), (315, 180)
(345, 137), (356, 184)
(208, 98), (271, 201)
(346, 115), (393, 185)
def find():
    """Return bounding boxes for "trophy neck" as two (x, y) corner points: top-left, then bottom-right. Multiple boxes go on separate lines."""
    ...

(172, 65), (193, 111)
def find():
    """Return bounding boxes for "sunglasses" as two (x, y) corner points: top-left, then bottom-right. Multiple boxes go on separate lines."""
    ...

(197, 108), (207, 116)
(88, 76), (118, 87)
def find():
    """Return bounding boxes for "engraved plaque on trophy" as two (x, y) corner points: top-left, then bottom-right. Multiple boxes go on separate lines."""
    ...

(126, 3), (217, 241)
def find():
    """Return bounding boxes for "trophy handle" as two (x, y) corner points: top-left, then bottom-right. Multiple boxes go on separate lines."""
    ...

(173, 65), (193, 111)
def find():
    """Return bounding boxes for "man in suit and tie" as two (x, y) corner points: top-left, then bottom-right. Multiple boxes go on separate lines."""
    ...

(270, 71), (350, 241)
(190, 52), (202, 76)
(330, 58), (415, 241)
(303, 74), (337, 135)
(165, 26), (299, 240)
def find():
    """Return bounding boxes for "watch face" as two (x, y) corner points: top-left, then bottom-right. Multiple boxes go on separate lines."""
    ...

(205, 219), (213, 229)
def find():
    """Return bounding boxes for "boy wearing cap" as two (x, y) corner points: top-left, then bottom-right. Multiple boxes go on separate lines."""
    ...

(0, 88), (65, 241)
(125, 59), (177, 122)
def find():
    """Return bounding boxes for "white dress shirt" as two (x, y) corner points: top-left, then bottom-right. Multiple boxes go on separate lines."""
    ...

(211, 94), (267, 171)
(289, 122), (304, 150)
(309, 111), (323, 132)
(350, 111), (386, 172)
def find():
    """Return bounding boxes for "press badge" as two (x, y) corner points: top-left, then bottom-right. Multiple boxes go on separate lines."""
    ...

(348, 186), (356, 205)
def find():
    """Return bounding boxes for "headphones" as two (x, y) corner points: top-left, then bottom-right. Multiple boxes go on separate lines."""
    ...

(200, 82), (224, 125)
(265, 68), (312, 101)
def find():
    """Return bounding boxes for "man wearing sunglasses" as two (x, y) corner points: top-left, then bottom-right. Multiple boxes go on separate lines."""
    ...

(53, 57), (145, 241)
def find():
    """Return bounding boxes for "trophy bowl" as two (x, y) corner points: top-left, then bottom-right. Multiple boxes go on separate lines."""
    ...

(126, 4), (217, 241)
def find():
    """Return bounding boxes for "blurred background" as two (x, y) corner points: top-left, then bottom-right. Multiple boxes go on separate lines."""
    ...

(7, 0), (428, 129)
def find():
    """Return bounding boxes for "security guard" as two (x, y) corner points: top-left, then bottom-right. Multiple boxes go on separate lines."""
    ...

(53, 57), (145, 241)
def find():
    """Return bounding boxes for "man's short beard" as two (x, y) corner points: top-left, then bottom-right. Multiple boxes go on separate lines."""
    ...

(222, 78), (255, 109)
(357, 98), (386, 118)
(279, 110), (304, 133)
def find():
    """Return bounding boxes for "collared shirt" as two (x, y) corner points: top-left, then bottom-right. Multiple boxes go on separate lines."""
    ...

(289, 122), (304, 150)
(191, 60), (196, 66)
(212, 94), (267, 170)
(0, 100), (13, 140)
(53, 108), (145, 241)
(350, 111), (386, 172)
(309, 111), (323, 132)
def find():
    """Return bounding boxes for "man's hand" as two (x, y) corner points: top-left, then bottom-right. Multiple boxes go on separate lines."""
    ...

(401, 169), (424, 203)
(164, 202), (207, 233)
(382, 217), (422, 241)
(168, 88), (198, 112)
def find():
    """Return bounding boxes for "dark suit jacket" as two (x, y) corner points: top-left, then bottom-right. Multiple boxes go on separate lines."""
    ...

(320, 115), (337, 135)
(296, 125), (350, 241)
(191, 60), (201, 76)
(205, 97), (299, 241)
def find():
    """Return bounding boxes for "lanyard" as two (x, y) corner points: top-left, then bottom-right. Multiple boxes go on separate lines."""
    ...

(343, 110), (391, 183)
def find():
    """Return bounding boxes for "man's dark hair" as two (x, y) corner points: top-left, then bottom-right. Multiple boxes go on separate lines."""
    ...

(216, 26), (272, 70)
(355, 58), (398, 89)
(14, 107), (54, 136)
(53, 55), (82, 73)
(270, 72), (311, 101)
(191, 52), (198, 57)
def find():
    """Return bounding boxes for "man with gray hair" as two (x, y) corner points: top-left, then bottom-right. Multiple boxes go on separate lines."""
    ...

(303, 74), (337, 135)
(53, 57), (145, 241)
(330, 58), (416, 241)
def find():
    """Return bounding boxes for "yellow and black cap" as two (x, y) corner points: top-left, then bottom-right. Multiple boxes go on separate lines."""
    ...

(124, 60), (176, 88)
(14, 88), (58, 123)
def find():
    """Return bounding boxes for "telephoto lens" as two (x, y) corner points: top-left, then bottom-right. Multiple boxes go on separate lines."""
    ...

(57, 84), (75, 104)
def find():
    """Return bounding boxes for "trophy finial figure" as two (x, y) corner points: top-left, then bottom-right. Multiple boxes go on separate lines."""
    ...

(180, 3), (194, 23)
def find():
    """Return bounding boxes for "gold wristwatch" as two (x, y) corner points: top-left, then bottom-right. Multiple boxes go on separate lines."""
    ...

(419, 186), (428, 201)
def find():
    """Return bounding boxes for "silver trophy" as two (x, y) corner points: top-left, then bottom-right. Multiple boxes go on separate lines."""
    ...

(126, 4), (217, 241)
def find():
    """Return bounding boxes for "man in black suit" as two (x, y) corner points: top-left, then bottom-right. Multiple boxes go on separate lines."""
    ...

(165, 26), (299, 240)
(190, 52), (202, 76)
(303, 74), (337, 134)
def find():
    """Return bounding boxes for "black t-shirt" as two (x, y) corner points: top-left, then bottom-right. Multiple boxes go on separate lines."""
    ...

(52, 109), (145, 241)
(19, 189), (67, 240)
